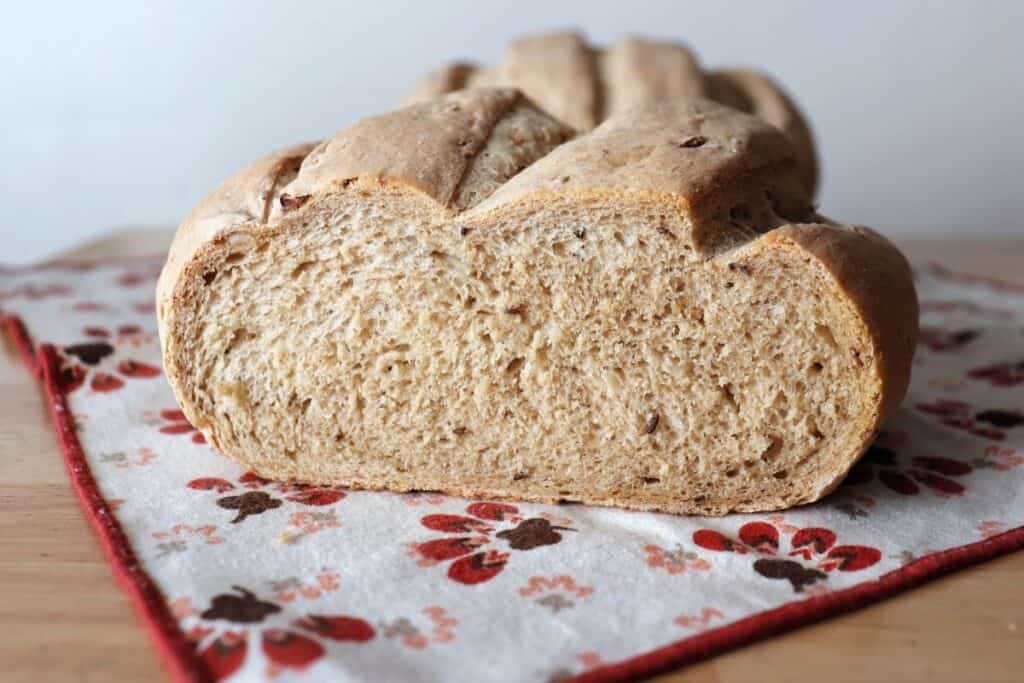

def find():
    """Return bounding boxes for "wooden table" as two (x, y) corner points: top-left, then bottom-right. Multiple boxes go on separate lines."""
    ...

(2, 232), (1023, 683)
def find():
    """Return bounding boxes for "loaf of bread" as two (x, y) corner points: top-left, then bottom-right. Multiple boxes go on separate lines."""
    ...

(403, 31), (819, 196)
(157, 89), (917, 515)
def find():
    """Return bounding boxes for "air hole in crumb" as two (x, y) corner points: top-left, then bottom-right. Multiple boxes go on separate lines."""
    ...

(202, 271), (217, 285)
(334, 431), (345, 443)
(724, 281), (734, 289)
(759, 437), (782, 462)
(513, 471), (530, 481)
(773, 470), (789, 479)
(811, 362), (824, 373)
(225, 252), (244, 264)
(225, 328), (255, 355)
(284, 449), (296, 461)
(642, 477), (660, 484)
(815, 324), (837, 349)
(506, 357), (525, 374)
(551, 242), (566, 256)
(464, 296), (476, 309)
(428, 250), (448, 259)
(452, 426), (468, 436)
(573, 227), (586, 239)
(291, 261), (315, 278)
(721, 384), (738, 411)
(725, 468), (740, 478)
(300, 398), (311, 414)
(613, 231), (625, 246)
(505, 304), (526, 317)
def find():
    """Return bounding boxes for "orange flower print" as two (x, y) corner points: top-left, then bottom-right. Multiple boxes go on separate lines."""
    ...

(644, 544), (711, 575)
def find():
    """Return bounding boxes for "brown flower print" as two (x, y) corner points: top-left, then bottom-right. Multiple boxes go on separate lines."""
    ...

(408, 503), (575, 585)
(693, 521), (881, 593)
(187, 472), (346, 524)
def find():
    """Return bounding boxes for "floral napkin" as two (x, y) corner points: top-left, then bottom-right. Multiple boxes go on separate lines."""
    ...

(2, 257), (1022, 683)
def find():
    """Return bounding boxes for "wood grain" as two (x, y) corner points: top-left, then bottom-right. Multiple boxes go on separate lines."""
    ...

(1, 230), (1022, 683)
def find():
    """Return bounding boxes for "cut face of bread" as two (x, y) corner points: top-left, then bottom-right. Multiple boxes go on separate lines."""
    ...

(402, 31), (819, 196)
(158, 90), (917, 515)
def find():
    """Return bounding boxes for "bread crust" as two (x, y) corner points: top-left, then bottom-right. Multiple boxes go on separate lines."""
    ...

(402, 31), (819, 195)
(158, 89), (916, 515)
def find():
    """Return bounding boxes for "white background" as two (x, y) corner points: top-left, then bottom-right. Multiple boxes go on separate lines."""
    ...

(2, 1), (1022, 264)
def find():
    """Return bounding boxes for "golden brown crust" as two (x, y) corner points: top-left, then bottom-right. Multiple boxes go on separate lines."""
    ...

(600, 36), (707, 118)
(496, 31), (602, 131)
(470, 98), (807, 256)
(401, 31), (818, 195)
(282, 89), (514, 208)
(399, 62), (479, 107)
(706, 68), (818, 195)
(764, 223), (918, 425)
(155, 142), (316, 321)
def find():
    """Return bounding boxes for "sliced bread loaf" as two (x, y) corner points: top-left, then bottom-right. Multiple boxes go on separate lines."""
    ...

(157, 89), (917, 515)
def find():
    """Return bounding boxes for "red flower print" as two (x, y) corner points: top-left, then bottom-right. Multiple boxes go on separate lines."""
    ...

(918, 326), (978, 352)
(408, 503), (575, 585)
(57, 340), (160, 393)
(188, 587), (375, 680)
(84, 323), (141, 338)
(187, 472), (346, 524)
(295, 615), (375, 642)
(693, 521), (881, 592)
(915, 399), (1024, 441)
(199, 631), (248, 680)
(974, 444), (1024, 472)
(158, 409), (206, 444)
(117, 264), (162, 287)
(969, 360), (1024, 387)
(0, 282), (71, 301)
(918, 300), (1014, 320)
